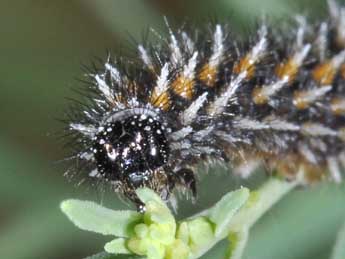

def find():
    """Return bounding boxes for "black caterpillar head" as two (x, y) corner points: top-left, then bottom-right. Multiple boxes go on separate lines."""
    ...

(92, 110), (169, 190)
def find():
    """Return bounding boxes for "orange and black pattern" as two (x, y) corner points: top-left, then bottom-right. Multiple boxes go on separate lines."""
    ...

(66, 0), (345, 206)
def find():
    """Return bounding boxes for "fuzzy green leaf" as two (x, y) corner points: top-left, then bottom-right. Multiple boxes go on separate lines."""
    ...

(61, 199), (141, 237)
(207, 188), (250, 237)
(135, 188), (165, 205)
(188, 188), (250, 259)
(104, 238), (131, 254)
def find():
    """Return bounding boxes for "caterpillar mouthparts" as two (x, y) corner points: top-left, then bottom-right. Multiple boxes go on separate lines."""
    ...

(66, 0), (345, 209)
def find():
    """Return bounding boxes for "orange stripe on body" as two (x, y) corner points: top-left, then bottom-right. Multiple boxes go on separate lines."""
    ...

(312, 61), (337, 85)
(275, 58), (299, 83)
(198, 63), (218, 87)
(171, 75), (194, 100)
(233, 55), (256, 79)
(150, 89), (171, 111)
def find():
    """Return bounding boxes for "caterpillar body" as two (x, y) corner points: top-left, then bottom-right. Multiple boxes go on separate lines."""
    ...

(67, 0), (345, 209)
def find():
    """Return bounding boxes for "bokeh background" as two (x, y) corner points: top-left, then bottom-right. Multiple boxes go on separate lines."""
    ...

(1, 0), (345, 258)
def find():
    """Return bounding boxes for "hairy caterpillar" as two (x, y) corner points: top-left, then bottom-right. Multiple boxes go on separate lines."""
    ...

(66, 0), (345, 210)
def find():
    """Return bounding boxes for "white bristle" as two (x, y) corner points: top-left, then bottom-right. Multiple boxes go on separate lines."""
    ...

(208, 71), (247, 116)
(209, 24), (225, 67)
(155, 63), (170, 95)
(94, 74), (114, 102)
(180, 92), (208, 125)
(105, 63), (122, 85)
(138, 45), (153, 69)
(70, 123), (96, 137)
(302, 123), (338, 137)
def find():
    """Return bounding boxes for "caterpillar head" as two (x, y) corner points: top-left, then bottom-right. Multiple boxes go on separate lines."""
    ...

(69, 99), (199, 211)
(92, 109), (171, 197)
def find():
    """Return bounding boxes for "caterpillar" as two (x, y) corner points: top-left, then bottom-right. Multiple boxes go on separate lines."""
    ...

(66, 0), (345, 210)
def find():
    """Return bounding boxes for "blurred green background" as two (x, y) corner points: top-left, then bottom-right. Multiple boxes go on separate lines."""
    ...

(1, 0), (345, 258)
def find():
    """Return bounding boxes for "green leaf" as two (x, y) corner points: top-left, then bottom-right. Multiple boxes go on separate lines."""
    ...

(207, 188), (250, 237)
(104, 238), (131, 254)
(136, 188), (175, 225)
(135, 188), (165, 206)
(187, 217), (214, 253)
(331, 220), (345, 259)
(188, 188), (250, 259)
(61, 199), (141, 237)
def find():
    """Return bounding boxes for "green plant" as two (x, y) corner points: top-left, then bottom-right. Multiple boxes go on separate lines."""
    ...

(61, 178), (298, 259)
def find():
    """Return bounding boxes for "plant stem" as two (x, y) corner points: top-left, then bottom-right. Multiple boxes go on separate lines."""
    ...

(225, 177), (298, 259)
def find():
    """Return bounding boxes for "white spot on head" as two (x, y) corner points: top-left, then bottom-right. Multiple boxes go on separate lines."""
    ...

(135, 133), (143, 142)
(123, 147), (130, 157)
(151, 147), (157, 156)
